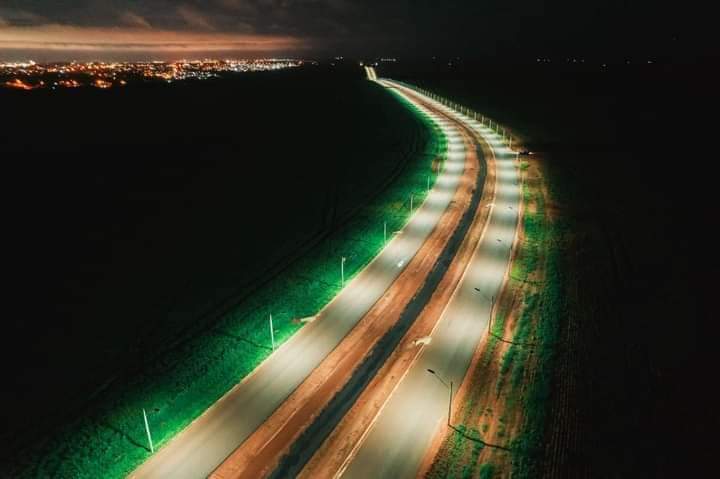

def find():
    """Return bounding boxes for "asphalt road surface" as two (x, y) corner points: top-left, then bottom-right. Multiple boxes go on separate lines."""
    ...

(129, 83), (467, 479)
(340, 81), (521, 479)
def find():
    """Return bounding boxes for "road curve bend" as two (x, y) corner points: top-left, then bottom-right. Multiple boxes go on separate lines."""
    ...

(338, 80), (522, 479)
(129, 80), (465, 479)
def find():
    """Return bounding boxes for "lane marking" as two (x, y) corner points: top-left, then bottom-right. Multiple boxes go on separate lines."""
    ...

(333, 84), (514, 478)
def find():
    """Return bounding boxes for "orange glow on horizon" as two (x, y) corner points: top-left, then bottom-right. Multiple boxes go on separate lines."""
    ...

(0, 25), (306, 53)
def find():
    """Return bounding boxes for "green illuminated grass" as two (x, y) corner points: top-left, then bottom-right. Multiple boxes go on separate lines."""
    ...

(426, 424), (486, 479)
(511, 183), (545, 281)
(11, 85), (447, 478)
(478, 462), (496, 479)
(509, 175), (566, 478)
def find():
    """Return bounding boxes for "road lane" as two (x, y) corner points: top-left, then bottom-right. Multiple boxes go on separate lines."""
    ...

(340, 80), (522, 479)
(242, 95), (486, 479)
(129, 84), (466, 479)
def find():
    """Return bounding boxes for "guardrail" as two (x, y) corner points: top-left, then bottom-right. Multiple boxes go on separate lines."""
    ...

(381, 79), (516, 150)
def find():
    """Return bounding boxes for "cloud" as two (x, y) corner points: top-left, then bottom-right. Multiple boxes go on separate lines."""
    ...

(236, 22), (256, 34)
(0, 7), (46, 26)
(177, 5), (215, 30)
(119, 12), (152, 29)
(215, 0), (259, 16)
(0, 0), (398, 58)
(0, 24), (306, 53)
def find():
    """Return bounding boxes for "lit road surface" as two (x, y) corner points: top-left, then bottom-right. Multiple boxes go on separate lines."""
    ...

(340, 80), (521, 479)
(129, 84), (467, 479)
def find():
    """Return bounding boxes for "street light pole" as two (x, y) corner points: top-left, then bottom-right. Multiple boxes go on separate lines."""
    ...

(341, 256), (346, 287)
(426, 369), (453, 427)
(269, 314), (275, 351)
(384, 221), (387, 243)
(489, 295), (495, 332)
(474, 289), (496, 333)
(143, 408), (154, 453)
(410, 194), (414, 213)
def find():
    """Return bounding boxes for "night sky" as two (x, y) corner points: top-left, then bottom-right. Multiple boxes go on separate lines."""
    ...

(0, 0), (705, 61)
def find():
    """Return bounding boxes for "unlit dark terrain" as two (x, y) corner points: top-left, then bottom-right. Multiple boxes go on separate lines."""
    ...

(0, 64), (435, 471)
(384, 59), (718, 476)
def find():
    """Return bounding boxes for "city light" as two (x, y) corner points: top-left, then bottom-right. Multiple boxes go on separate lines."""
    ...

(0, 59), (305, 90)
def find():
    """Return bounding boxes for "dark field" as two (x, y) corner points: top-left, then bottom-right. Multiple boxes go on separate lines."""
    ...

(384, 60), (718, 476)
(0, 65), (442, 475)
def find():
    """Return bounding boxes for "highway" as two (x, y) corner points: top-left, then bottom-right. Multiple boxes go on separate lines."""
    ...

(211, 83), (485, 478)
(128, 81), (467, 479)
(339, 80), (521, 478)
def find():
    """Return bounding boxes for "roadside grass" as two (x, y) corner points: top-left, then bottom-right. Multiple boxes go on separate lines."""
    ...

(12, 85), (447, 479)
(425, 150), (564, 478)
(509, 173), (566, 478)
(426, 424), (486, 479)
(462, 438), (485, 479)
(478, 462), (496, 479)
(495, 293), (537, 398)
(511, 183), (544, 281)
(509, 235), (565, 477)
(498, 178), (547, 398)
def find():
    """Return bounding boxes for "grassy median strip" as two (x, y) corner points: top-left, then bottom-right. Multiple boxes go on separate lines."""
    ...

(12, 87), (447, 479)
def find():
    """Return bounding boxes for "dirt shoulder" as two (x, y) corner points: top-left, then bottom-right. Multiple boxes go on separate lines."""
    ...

(210, 97), (483, 479)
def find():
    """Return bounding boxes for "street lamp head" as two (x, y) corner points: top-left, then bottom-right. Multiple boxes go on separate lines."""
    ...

(427, 368), (436, 375)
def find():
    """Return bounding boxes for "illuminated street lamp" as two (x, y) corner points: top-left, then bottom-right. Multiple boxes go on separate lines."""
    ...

(269, 314), (275, 351)
(426, 369), (453, 427)
(488, 294), (497, 330)
(341, 256), (347, 287)
(142, 408), (154, 453)
(474, 288), (496, 333)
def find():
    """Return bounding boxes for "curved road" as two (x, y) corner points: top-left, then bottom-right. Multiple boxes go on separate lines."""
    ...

(129, 81), (467, 479)
(339, 80), (521, 479)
